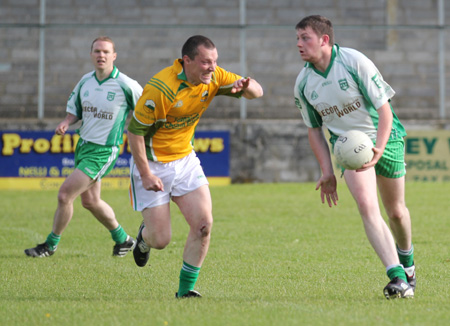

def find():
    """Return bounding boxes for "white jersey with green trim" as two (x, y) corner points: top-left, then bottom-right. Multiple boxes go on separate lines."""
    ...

(294, 44), (406, 143)
(67, 66), (143, 146)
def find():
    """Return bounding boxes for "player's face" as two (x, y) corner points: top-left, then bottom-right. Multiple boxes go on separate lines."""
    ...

(296, 27), (324, 64)
(90, 40), (117, 72)
(184, 45), (218, 85)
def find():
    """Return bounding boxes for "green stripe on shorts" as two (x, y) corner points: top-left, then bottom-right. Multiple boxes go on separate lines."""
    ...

(375, 139), (406, 178)
(75, 139), (119, 180)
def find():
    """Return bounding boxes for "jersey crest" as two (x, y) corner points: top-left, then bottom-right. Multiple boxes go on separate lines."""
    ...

(339, 79), (349, 91)
(107, 92), (116, 101)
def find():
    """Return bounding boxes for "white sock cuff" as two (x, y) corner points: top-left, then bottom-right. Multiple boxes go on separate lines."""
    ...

(386, 264), (403, 273)
(397, 244), (414, 256)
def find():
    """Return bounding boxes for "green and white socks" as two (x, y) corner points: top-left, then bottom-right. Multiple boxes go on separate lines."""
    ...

(386, 264), (408, 282)
(110, 225), (128, 244)
(45, 225), (128, 251)
(45, 232), (61, 251)
(397, 244), (414, 268)
(178, 261), (201, 297)
(386, 244), (415, 281)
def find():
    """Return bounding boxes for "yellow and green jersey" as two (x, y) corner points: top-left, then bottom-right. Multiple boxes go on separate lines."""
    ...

(128, 59), (242, 162)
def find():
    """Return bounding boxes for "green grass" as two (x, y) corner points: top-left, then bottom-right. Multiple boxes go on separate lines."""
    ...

(1, 182), (450, 326)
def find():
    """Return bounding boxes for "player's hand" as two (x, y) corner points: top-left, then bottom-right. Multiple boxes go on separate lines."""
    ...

(357, 147), (382, 172)
(142, 174), (164, 192)
(55, 121), (69, 135)
(315, 174), (338, 207)
(231, 77), (251, 93)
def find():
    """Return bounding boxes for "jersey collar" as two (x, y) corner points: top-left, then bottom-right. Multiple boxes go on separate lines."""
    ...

(111, 66), (119, 78)
(93, 66), (119, 85)
(175, 59), (188, 81)
(174, 59), (191, 92)
(309, 44), (338, 78)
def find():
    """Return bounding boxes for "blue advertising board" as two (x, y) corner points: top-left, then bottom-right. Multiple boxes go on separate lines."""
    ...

(0, 130), (230, 190)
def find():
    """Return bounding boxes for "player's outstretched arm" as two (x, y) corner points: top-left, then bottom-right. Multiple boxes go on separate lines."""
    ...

(231, 77), (263, 99)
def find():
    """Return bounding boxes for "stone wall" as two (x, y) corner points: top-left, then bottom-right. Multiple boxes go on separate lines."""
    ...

(1, 0), (450, 120)
(1, 1), (450, 183)
(196, 119), (320, 183)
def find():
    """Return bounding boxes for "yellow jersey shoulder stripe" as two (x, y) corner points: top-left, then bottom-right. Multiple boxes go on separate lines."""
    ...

(148, 78), (176, 102)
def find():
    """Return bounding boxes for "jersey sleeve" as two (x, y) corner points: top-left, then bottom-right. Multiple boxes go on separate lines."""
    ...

(118, 77), (143, 112)
(128, 81), (169, 137)
(294, 71), (322, 128)
(66, 76), (89, 119)
(214, 66), (243, 98)
(343, 49), (395, 110)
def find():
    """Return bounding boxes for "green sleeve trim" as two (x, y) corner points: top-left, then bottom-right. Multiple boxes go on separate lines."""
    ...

(216, 84), (242, 98)
(128, 116), (164, 138)
(297, 74), (322, 128)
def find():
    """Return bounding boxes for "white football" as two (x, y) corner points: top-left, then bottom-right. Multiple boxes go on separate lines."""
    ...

(333, 130), (374, 170)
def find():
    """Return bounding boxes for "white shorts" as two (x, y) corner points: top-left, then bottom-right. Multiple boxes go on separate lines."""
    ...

(129, 151), (209, 211)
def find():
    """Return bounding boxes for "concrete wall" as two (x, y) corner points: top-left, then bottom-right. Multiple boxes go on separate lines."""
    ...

(1, 0), (450, 120)
(1, 1), (450, 183)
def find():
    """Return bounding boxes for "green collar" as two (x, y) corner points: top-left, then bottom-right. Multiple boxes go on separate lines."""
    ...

(176, 59), (188, 81)
(308, 44), (338, 78)
(94, 66), (119, 85)
(175, 59), (191, 92)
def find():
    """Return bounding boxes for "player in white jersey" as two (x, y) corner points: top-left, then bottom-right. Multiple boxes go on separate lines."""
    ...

(25, 37), (143, 258)
(294, 16), (415, 299)
(66, 67), (142, 146)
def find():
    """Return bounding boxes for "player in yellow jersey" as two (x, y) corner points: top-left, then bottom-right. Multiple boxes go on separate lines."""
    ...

(128, 35), (263, 298)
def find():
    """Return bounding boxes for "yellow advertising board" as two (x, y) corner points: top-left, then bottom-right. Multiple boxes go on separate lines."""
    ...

(404, 130), (450, 182)
(0, 130), (231, 190)
(328, 129), (450, 182)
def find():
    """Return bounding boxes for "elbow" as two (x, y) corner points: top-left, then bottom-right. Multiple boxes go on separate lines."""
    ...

(257, 87), (264, 98)
(254, 83), (264, 98)
(245, 86), (264, 99)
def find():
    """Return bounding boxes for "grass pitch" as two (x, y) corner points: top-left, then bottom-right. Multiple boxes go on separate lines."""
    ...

(1, 182), (449, 326)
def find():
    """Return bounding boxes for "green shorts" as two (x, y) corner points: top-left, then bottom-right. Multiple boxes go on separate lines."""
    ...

(75, 139), (119, 181)
(338, 138), (406, 178)
(374, 139), (406, 178)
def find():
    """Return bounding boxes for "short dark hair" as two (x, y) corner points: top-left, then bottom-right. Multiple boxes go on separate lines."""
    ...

(295, 15), (334, 46)
(181, 35), (216, 59)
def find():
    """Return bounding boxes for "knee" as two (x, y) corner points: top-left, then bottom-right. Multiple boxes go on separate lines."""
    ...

(151, 237), (170, 250)
(196, 215), (213, 238)
(387, 205), (409, 221)
(80, 197), (96, 210)
(57, 189), (72, 205)
(144, 230), (171, 250)
(356, 201), (378, 219)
